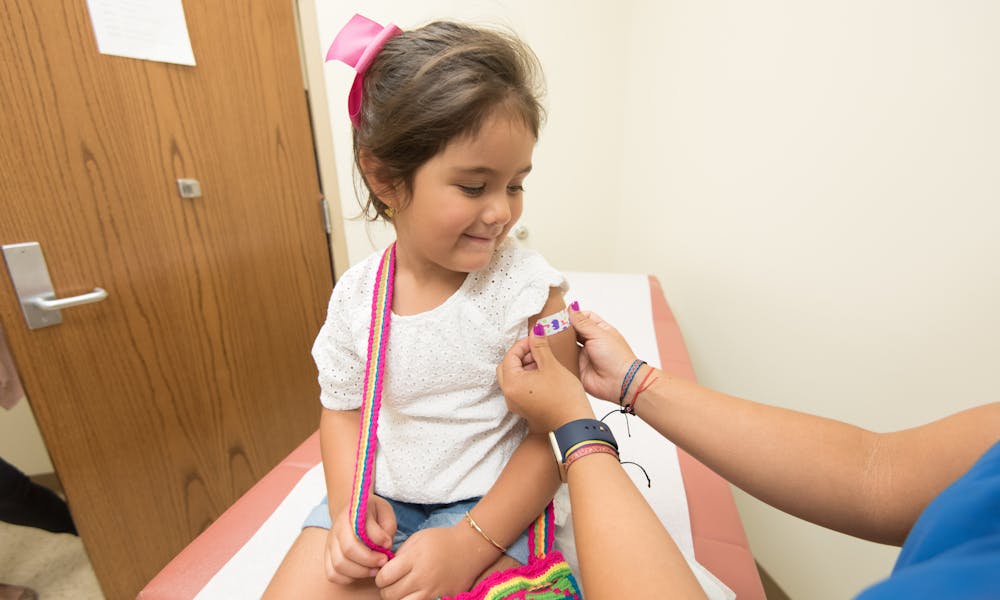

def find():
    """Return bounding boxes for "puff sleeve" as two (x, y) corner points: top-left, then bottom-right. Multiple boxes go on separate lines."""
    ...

(311, 266), (367, 411)
(499, 240), (568, 345)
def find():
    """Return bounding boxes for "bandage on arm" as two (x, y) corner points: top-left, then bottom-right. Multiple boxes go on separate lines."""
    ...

(534, 308), (570, 336)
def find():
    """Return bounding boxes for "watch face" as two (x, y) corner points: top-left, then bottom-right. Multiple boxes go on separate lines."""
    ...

(548, 431), (567, 482)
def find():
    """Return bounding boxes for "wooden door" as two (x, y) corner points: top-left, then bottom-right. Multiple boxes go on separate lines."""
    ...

(0, 2), (332, 598)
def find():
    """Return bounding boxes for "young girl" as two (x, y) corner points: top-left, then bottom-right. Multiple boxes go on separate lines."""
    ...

(264, 15), (578, 600)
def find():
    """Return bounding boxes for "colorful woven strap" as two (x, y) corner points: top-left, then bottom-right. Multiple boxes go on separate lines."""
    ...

(349, 243), (396, 558)
(528, 503), (556, 559)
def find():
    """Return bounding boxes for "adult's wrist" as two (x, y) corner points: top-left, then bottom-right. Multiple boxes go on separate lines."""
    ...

(564, 445), (621, 481)
(549, 418), (619, 482)
(547, 404), (597, 433)
(624, 364), (659, 416)
(617, 359), (648, 409)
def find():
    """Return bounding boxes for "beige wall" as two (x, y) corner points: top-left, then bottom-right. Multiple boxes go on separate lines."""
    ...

(311, 1), (1000, 598)
(0, 398), (54, 475)
(619, 3), (999, 596)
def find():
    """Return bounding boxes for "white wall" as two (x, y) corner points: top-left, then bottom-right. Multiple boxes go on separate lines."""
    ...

(311, 2), (1000, 598)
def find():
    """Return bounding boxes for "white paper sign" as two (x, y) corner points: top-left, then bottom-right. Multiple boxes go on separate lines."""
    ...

(86, 0), (196, 66)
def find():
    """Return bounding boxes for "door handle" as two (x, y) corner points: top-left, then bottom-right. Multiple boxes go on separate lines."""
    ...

(2, 242), (109, 330)
(29, 288), (108, 311)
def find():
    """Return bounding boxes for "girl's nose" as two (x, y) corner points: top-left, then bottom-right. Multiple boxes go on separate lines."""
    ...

(483, 193), (512, 226)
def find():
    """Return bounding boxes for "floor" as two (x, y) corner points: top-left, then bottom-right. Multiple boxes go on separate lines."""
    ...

(0, 521), (102, 599)
(0, 476), (103, 599)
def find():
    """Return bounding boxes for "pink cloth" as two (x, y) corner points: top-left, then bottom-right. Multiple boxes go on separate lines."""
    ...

(0, 326), (25, 410)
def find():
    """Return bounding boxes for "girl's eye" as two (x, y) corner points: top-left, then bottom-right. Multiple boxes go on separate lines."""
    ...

(458, 184), (486, 197)
(507, 184), (525, 193)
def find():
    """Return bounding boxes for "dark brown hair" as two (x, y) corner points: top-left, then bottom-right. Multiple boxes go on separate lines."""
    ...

(353, 21), (545, 220)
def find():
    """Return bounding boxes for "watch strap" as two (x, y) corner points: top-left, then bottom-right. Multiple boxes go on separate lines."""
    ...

(552, 418), (618, 463)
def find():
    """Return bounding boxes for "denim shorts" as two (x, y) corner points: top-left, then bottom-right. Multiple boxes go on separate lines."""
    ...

(303, 495), (530, 565)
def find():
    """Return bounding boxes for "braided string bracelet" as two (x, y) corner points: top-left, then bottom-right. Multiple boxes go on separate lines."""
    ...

(618, 359), (647, 410)
(624, 366), (658, 415)
(563, 443), (651, 487)
(564, 443), (619, 472)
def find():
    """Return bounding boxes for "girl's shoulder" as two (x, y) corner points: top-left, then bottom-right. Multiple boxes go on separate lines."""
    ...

(325, 247), (389, 317)
(466, 238), (567, 321)
(482, 237), (557, 281)
(332, 247), (387, 295)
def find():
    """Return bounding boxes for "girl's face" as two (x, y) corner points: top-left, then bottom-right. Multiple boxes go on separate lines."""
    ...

(390, 112), (535, 280)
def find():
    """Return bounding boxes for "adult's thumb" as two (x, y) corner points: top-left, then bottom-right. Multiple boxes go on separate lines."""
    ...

(529, 323), (557, 366)
(568, 307), (602, 342)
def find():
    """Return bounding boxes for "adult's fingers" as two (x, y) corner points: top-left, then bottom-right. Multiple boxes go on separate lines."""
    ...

(527, 323), (558, 368)
(568, 307), (611, 344)
(499, 336), (532, 379)
(497, 339), (522, 388)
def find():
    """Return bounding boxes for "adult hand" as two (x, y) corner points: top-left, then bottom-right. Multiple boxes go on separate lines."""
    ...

(498, 326), (594, 433)
(569, 307), (640, 405)
(375, 525), (485, 600)
(324, 495), (396, 584)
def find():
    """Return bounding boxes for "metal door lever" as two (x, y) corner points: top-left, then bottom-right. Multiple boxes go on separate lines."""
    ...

(2, 242), (109, 329)
(29, 288), (108, 311)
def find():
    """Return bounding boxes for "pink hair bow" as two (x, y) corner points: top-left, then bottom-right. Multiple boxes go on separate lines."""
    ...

(326, 14), (402, 128)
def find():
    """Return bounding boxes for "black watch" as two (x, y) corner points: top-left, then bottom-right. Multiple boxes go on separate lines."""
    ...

(548, 418), (618, 482)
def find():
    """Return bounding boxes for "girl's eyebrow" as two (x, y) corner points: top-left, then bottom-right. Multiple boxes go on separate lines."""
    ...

(451, 165), (533, 176)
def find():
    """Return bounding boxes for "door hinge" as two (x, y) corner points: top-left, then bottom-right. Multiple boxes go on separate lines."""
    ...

(320, 197), (332, 235)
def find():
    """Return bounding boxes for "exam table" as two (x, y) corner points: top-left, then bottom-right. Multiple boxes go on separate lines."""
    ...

(140, 273), (765, 599)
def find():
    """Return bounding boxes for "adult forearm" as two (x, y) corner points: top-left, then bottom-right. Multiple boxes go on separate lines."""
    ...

(568, 452), (706, 599)
(634, 367), (893, 542)
(630, 366), (1000, 545)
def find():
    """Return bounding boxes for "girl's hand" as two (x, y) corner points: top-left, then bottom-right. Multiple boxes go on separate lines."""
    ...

(569, 308), (640, 404)
(498, 327), (594, 433)
(375, 524), (493, 600)
(324, 495), (396, 584)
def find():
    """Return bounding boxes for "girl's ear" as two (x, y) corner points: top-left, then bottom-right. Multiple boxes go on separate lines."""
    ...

(358, 150), (401, 209)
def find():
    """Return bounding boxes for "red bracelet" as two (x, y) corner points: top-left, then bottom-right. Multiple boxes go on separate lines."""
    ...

(563, 444), (619, 473)
(624, 367), (656, 415)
